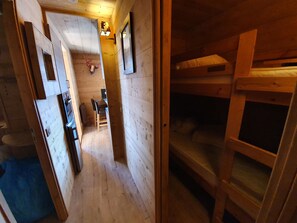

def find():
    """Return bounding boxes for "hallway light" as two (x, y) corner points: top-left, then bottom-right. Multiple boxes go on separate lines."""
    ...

(101, 21), (111, 36)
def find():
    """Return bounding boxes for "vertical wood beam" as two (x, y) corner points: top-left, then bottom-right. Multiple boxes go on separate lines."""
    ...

(153, 0), (172, 222)
(277, 173), (297, 223)
(257, 85), (297, 223)
(212, 29), (257, 222)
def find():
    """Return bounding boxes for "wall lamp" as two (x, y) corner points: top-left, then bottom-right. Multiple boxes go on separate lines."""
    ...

(100, 21), (111, 36)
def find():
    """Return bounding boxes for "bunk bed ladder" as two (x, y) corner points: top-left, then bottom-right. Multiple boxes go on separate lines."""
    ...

(213, 28), (297, 223)
(212, 29), (258, 223)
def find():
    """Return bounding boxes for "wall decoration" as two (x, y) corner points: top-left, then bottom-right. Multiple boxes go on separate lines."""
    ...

(120, 12), (135, 75)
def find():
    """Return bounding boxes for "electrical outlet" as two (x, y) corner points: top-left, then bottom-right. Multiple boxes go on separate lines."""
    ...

(45, 127), (51, 137)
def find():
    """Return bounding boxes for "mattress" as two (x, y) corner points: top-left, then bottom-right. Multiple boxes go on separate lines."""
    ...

(251, 67), (297, 77)
(170, 130), (271, 203)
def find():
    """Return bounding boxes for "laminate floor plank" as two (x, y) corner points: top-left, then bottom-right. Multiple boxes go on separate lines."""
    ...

(39, 127), (150, 223)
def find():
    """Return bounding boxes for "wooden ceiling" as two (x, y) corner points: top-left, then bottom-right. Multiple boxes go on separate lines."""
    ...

(38, 0), (116, 19)
(172, 0), (244, 31)
(47, 12), (100, 54)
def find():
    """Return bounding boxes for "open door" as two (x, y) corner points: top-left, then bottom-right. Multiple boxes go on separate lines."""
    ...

(3, 0), (68, 220)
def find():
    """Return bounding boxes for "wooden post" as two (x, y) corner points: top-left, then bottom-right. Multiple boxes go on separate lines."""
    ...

(257, 84), (297, 223)
(153, 0), (172, 222)
(212, 29), (257, 222)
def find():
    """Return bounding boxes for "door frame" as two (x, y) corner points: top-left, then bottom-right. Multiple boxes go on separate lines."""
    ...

(153, 0), (172, 222)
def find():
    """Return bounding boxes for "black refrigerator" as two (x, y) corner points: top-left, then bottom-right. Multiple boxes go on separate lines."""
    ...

(58, 92), (83, 174)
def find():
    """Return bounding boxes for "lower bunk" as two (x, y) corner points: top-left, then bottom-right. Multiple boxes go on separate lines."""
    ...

(169, 121), (271, 222)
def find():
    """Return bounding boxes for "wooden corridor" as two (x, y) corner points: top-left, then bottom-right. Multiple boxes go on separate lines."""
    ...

(39, 127), (151, 223)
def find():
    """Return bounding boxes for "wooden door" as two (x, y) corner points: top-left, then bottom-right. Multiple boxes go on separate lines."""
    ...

(2, 0), (68, 220)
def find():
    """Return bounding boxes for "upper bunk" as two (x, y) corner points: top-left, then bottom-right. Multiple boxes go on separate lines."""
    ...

(170, 30), (297, 106)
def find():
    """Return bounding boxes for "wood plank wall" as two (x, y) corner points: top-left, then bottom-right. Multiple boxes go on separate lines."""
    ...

(112, 0), (155, 221)
(47, 15), (83, 141)
(0, 12), (29, 133)
(100, 38), (125, 159)
(14, 0), (74, 210)
(172, 1), (297, 59)
(72, 53), (105, 125)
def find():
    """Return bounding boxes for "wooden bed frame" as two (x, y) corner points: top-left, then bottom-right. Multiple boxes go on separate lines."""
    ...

(169, 29), (297, 223)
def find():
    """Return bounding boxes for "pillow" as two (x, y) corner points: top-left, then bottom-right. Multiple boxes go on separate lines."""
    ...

(192, 125), (225, 148)
(170, 117), (198, 135)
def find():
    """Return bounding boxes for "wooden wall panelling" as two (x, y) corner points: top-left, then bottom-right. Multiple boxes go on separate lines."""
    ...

(187, 0), (297, 50)
(42, 10), (77, 210)
(0, 17), (14, 80)
(46, 13), (101, 55)
(45, 12), (83, 141)
(72, 53), (105, 126)
(257, 85), (297, 223)
(36, 96), (74, 209)
(113, 0), (155, 221)
(171, 34), (239, 64)
(213, 30), (257, 222)
(171, 35), (186, 57)
(171, 1), (297, 63)
(254, 14), (297, 61)
(39, 4), (114, 22)
(0, 79), (30, 132)
(0, 14), (23, 131)
(3, 0), (68, 220)
(44, 24), (69, 93)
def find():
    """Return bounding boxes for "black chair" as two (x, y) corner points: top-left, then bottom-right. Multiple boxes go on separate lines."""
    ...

(91, 98), (98, 126)
(94, 100), (107, 130)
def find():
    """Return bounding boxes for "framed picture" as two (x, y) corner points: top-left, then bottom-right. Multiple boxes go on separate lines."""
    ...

(120, 12), (135, 75)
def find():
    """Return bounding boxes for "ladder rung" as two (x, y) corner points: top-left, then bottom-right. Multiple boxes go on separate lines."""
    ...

(227, 137), (276, 168)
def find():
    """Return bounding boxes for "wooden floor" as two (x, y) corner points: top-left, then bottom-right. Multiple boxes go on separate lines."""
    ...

(39, 126), (211, 223)
(39, 127), (150, 223)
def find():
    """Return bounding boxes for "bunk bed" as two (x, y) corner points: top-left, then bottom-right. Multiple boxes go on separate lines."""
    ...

(169, 30), (297, 222)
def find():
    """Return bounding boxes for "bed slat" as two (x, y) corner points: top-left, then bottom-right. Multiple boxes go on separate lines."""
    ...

(236, 77), (297, 93)
(227, 138), (276, 168)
